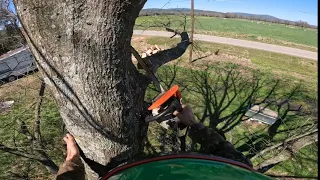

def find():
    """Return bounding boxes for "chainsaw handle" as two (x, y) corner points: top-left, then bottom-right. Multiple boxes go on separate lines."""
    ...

(172, 97), (183, 112)
(145, 98), (182, 123)
(145, 105), (174, 123)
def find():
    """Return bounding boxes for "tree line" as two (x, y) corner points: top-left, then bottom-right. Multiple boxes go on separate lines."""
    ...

(0, 1), (26, 55)
(0, 23), (26, 55)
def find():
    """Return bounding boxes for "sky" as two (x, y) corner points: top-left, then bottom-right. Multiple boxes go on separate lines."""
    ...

(143, 0), (318, 25)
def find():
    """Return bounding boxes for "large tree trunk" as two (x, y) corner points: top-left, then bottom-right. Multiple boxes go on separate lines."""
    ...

(14, 0), (149, 178)
(14, 0), (191, 178)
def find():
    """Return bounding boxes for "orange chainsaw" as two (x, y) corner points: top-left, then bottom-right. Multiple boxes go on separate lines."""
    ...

(131, 46), (185, 130)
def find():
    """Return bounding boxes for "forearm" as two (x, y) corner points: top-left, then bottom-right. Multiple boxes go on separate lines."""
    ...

(188, 123), (252, 167)
(56, 159), (85, 180)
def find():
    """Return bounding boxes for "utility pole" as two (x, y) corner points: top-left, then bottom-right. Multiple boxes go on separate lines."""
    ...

(189, 0), (195, 62)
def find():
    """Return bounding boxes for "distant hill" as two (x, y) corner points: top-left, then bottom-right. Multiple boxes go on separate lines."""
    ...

(231, 12), (280, 21)
(140, 8), (317, 29)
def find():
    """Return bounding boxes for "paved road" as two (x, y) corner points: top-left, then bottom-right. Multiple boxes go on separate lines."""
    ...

(133, 30), (317, 61)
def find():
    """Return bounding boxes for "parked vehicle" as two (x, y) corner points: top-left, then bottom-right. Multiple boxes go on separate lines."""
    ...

(0, 46), (37, 83)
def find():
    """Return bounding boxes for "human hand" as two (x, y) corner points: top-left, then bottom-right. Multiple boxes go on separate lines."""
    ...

(173, 105), (197, 127)
(63, 133), (80, 162)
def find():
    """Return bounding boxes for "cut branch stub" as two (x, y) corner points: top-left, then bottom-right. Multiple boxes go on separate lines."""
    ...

(141, 28), (190, 73)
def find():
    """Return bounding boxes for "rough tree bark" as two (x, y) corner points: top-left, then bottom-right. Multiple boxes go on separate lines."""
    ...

(13, 0), (189, 179)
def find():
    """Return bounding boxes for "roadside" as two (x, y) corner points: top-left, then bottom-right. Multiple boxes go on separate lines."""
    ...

(132, 35), (317, 93)
(133, 30), (318, 61)
(195, 29), (318, 52)
(135, 15), (318, 52)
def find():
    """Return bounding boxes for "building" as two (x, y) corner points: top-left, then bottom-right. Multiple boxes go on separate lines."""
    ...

(0, 46), (37, 82)
(244, 105), (278, 125)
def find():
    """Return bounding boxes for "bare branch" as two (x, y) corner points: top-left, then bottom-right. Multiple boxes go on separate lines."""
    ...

(141, 28), (190, 73)
(0, 144), (40, 160)
(252, 129), (317, 161)
(33, 81), (46, 144)
(268, 85), (301, 137)
(17, 120), (34, 141)
(252, 129), (318, 172)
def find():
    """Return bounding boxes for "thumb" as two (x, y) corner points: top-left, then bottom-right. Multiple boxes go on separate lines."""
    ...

(173, 110), (179, 116)
(173, 104), (186, 116)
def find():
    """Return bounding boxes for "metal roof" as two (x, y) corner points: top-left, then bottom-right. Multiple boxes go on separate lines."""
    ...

(244, 105), (278, 125)
(0, 46), (29, 61)
(245, 110), (277, 125)
(249, 105), (278, 118)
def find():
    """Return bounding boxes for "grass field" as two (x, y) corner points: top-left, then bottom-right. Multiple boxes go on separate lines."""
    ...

(136, 36), (317, 90)
(0, 36), (317, 178)
(0, 75), (64, 179)
(135, 15), (318, 51)
(145, 65), (317, 177)
(133, 35), (317, 177)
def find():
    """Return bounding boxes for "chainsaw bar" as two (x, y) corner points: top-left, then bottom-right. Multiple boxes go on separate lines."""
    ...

(131, 46), (165, 92)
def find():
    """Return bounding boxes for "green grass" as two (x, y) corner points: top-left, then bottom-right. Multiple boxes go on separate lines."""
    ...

(0, 34), (317, 178)
(136, 15), (318, 51)
(143, 35), (317, 177)
(145, 35), (318, 140)
(270, 143), (318, 177)
(145, 36), (317, 91)
(145, 62), (317, 177)
(0, 77), (64, 179)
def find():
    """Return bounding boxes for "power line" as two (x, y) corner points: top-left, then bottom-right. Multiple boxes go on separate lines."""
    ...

(298, 11), (318, 16)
